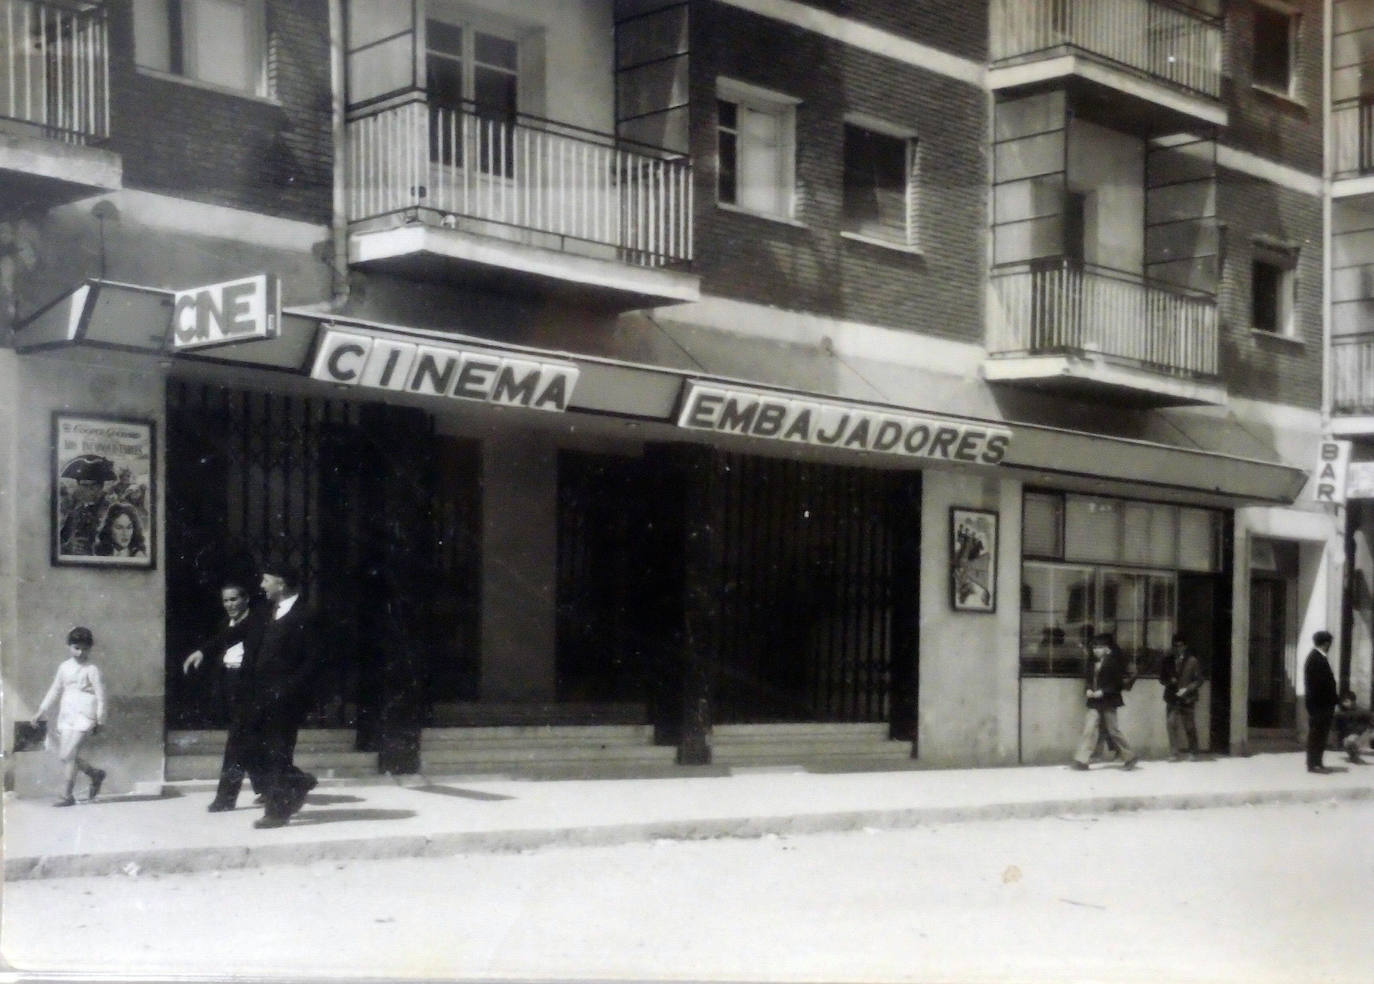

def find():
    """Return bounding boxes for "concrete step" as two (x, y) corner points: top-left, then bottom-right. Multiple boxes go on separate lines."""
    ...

(417, 759), (699, 781)
(167, 729), (358, 755)
(422, 724), (655, 744)
(421, 744), (676, 767)
(712, 722), (892, 738)
(428, 702), (648, 727)
(710, 738), (913, 758)
(165, 750), (379, 782)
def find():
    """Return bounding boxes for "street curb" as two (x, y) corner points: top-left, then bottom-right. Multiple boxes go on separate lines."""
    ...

(8, 783), (1372, 881)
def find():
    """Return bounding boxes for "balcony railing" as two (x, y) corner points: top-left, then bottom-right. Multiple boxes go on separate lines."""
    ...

(0, 0), (107, 143)
(1333, 333), (1374, 415)
(1332, 97), (1374, 180)
(346, 96), (692, 269)
(991, 0), (1222, 99)
(989, 260), (1219, 377)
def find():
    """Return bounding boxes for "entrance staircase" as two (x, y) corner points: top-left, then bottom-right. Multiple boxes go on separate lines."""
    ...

(165, 729), (379, 781)
(419, 724), (677, 778)
(709, 722), (915, 771)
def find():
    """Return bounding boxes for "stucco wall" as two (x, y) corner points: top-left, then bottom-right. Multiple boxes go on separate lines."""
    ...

(1020, 677), (1214, 765)
(1, 349), (166, 797)
(916, 470), (1021, 766)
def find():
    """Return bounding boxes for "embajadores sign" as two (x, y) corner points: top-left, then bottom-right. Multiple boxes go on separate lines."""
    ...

(677, 381), (1012, 464)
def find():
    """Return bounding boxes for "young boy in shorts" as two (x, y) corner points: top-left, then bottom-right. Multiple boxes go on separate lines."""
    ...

(32, 626), (107, 806)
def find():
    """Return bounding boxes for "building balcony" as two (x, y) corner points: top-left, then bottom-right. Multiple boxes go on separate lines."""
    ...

(989, 0), (1225, 129)
(1332, 334), (1374, 430)
(985, 260), (1225, 407)
(345, 95), (699, 310)
(0, 0), (119, 208)
(1332, 97), (1374, 197)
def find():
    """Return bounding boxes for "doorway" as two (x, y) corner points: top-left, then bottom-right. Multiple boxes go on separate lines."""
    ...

(1248, 574), (1294, 730)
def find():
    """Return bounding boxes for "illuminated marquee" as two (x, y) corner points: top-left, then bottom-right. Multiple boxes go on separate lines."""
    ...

(677, 381), (1012, 464)
(311, 328), (579, 412)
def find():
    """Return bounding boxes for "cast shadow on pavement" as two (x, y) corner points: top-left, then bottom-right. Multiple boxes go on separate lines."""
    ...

(289, 807), (417, 825)
(409, 784), (514, 802)
(293, 793), (365, 806)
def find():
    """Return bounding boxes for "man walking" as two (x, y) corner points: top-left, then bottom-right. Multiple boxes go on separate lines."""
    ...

(242, 562), (320, 828)
(1303, 630), (1339, 775)
(1160, 634), (1202, 761)
(182, 580), (266, 811)
(1072, 633), (1137, 771)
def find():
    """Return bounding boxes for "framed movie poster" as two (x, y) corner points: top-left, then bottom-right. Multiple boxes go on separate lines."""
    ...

(52, 413), (156, 568)
(950, 507), (996, 613)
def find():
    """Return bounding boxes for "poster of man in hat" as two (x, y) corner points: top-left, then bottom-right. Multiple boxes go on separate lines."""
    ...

(53, 414), (155, 567)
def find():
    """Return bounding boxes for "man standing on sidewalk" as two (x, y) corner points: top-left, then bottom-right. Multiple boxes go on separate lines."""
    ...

(1304, 630), (1339, 774)
(1072, 633), (1137, 771)
(242, 562), (320, 828)
(1160, 634), (1202, 761)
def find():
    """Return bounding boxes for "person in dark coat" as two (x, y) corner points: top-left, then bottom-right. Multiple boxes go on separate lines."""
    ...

(241, 562), (321, 828)
(1071, 633), (1138, 771)
(1160, 633), (1203, 761)
(182, 580), (267, 811)
(1303, 630), (1339, 774)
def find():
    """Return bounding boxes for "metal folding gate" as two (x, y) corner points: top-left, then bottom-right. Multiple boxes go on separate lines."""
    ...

(165, 383), (480, 740)
(713, 453), (919, 725)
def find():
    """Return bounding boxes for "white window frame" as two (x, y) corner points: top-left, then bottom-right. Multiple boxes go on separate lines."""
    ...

(134, 0), (269, 99)
(1251, 0), (1300, 99)
(715, 77), (799, 222)
(841, 112), (921, 253)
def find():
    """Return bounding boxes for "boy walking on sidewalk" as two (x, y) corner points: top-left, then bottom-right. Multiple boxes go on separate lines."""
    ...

(32, 626), (107, 806)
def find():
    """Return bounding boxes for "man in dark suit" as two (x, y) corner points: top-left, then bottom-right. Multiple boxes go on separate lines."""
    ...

(181, 579), (267, 811)
(242, 562), (320, 828)
(1071, 633), (1138, 771)
(1303, 629), (1339, 774)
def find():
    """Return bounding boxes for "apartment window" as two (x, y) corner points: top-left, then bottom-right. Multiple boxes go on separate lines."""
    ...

(1252, 255), (1296, 336)
(134, 0), (266, 96)
(1252, 2), (1298, 95)
(716, 79), (797, 219)
(426, 19), (520, 172)
(843, 122), (919, 249)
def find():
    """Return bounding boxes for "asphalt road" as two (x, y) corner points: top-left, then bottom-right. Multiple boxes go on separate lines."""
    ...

(4, 798), (1371, 983)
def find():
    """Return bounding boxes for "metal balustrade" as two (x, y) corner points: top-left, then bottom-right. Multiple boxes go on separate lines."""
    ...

(1333, 334), (1374, 415)
(989, 260), (1219, 377)
(1332, 98), (1374, 179)
(0, 0), (107, 142)
(991, 0), (1222, 98)
(347, 96), (693, 268)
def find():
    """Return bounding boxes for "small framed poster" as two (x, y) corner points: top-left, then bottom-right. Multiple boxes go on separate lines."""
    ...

(53, 413), (156, 568)
(951, 507), (996, 613)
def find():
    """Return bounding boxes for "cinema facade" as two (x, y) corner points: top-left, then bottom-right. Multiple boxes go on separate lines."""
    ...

(0, 223), (1324, 796)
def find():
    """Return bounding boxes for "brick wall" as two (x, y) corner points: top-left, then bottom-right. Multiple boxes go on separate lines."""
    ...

(691, 1), (987, 345)
(1215, 167), (1323, 408)
(1220, 0), (1323, 174)
(105, 0), (332, 223)
(799, 0), (987, 61)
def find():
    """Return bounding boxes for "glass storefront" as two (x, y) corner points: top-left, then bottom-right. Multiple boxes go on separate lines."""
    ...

(1020, 491), (1224, 677)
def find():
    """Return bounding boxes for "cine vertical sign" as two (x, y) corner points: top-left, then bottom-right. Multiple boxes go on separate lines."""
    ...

(171, 273), (280, 351)
(1314, 439), (1352, 504)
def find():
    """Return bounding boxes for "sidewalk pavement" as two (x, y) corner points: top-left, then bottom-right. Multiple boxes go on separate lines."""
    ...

(6, 751), (1372, 881)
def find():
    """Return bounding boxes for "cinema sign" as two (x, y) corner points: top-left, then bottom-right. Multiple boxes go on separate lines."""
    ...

(311, 327), (579, 412)
(172, 273), (280, 350)
(677, 381), (1012, 464)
